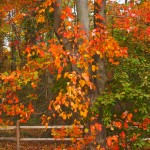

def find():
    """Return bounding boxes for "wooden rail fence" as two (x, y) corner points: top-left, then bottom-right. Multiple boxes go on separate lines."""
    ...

(1, 121), (149, 150)
(0, 120), (84, 150)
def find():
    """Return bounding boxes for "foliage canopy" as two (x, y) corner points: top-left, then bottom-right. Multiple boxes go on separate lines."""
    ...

(0, 0), (150, 149)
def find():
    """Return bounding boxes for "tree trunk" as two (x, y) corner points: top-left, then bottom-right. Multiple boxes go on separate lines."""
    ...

(54, 0), (62, 40)
(92, 0), (107, 148)
(76, 0), (89, 38)
(53, 0), (107, 148)
(76, 0), (107, 148)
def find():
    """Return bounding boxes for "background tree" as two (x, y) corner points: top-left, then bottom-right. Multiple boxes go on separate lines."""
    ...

(0, 0), (149, 149)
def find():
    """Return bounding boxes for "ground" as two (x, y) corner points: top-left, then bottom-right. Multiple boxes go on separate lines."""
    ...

(0, 141), (62, 150)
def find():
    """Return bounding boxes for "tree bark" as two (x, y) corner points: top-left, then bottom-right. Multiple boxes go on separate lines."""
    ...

(92, 0), (107, 148)
(54, 0), (71, 49)
(76, 0), (89, 38)
(54, 0), (62, 40)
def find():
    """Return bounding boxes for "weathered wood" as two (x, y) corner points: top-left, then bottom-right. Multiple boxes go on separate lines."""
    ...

(0, 121), (149, 150)
(20, 138), (83, 141)
(0, 137), (16, 141)
(0, 125), (84, 130)
(142, 138), (150, 141)
(0, 122), (84, 150)
(19, 125), (84, 129)
(16, 120), (20, 150)
(0, 126), (16, 130)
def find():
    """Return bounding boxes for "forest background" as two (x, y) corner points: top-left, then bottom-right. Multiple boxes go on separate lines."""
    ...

(0, 0), (150, 149)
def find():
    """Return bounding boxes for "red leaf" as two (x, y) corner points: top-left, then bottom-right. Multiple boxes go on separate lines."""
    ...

(120, 131), (126, 139)
(8, 100), (13, 104)
(61, 14), (66, 20)
(124, 121), (128, 129)
(28, 103), (34, 113)
(39, 50), (44, 57)
(112, 144), (119, 150)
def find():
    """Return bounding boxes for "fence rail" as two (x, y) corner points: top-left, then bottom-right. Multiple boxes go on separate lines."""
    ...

(0, 120), (84, 150)
(0, 121), (150, 150)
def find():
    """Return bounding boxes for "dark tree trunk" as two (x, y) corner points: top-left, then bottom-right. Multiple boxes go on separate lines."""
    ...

(90, 0), (108, 148)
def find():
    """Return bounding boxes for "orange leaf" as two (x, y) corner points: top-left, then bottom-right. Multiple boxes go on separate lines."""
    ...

(127, 113), (133, 122)
(31, 82), (37, 88)
(39, 50), (44, 57)
(81, 73), (89, 82)
(90, 125), (95, 132)
(61, 14), (66, 20)
(121, 111), (128, 119)
(8, 100), (13, 104)
(114, 121), (122, 129)
(28, 103), (34, 113)
(107, 136), (112, 146)
(95, 123), (102, 131)
(112, 135), (118, 143)
(49, 7), (54, 12)
(58, 66), (63, 74)
(96, 0), (102, 4)
(57, 74), (61, 80)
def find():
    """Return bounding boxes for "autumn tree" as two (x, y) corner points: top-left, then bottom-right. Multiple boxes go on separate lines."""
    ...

(0, 0), (150, 149)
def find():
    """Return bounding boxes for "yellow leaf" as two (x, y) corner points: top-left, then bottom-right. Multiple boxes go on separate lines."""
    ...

(37, 15), (45, 23)
(55, 105), (60, 111)
(92, 65), (96, 72)
(39, 9), (45, 14)
(99, 52), (103, 58)
(79, 79), (86, 87)
(84, 128), (89, 133)
(57, 74), (61, 80)
(84, 54), (90, 58)
(51, 129), (57, 136)
(47, 117), (51, 121)
(97, 145), (101, 149)
(64, 72), (69, 78)
(45, 123), (48, 129)
(111, 126), (114, 130)
(96, 50), (100, 54)
(67, 113), (72, 119)
(80, 110), (88, 118)
(60, 112), (67, 120)
(62, 113), (67, 120)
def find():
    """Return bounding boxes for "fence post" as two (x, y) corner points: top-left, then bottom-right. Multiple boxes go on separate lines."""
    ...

(16, 120), (20, 150)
